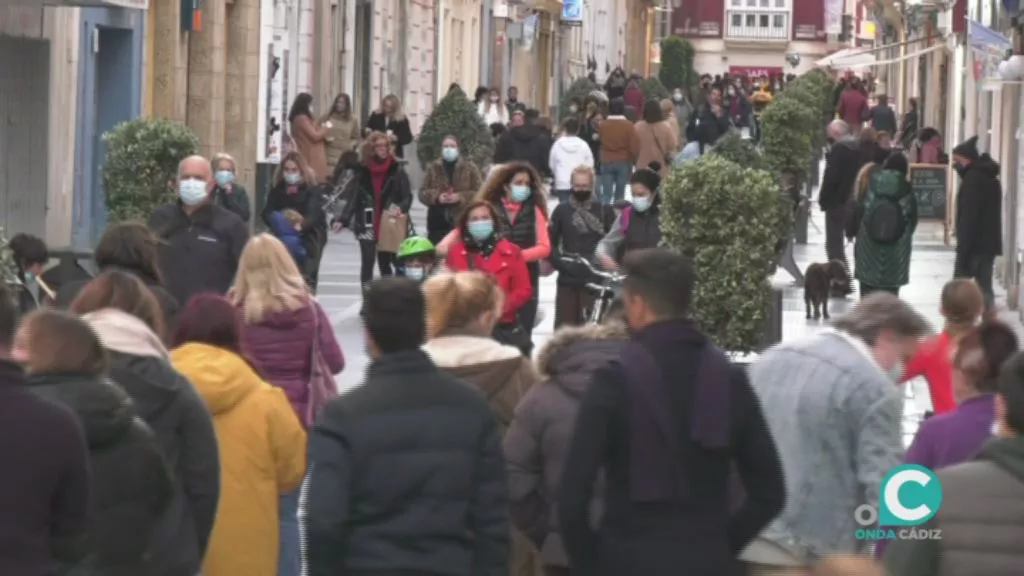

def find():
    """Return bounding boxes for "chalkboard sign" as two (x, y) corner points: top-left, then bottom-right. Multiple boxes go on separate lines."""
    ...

(909, 164), (948, 221)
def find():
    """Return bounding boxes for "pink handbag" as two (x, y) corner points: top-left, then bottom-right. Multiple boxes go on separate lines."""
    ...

(304, 302), (339, 426)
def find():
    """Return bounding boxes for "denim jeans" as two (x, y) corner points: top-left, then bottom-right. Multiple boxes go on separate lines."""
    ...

(598, 161), (632, 204)
(279, 490), (300, 576)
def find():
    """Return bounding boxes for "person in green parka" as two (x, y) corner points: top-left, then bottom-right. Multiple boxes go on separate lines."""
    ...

(854, 153), (918, 297)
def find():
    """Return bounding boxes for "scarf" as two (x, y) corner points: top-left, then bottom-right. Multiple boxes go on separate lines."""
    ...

(622, 318), (731, 502)
(368, 156), (393, 194)
(82, 308), (169, 360)
(570, 196), (604, 235)
(463, 229), (499, 258)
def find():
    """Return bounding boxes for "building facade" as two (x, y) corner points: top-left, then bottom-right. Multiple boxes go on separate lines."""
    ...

(437, 0), (483, 98)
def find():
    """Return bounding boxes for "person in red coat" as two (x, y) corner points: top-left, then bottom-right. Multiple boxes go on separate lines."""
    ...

(444, 199), (533, 354)
(623, 78), (646, 123)
(836, 78), (869, 136)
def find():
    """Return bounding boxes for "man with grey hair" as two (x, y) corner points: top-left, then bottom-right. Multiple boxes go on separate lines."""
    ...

(149, 154), (250, 305)
(819, 119), (860, 295)
(742, 293), (931, 573)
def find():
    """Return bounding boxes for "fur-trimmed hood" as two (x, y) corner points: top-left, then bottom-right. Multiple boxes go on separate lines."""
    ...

(536, 321), (628, 398)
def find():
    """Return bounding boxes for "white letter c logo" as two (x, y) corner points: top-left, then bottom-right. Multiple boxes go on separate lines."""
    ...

(884, 469), (933, 522)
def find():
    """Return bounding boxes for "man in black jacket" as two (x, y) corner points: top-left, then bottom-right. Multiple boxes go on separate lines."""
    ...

(301, 277), (509, 576)
(953, 135), (1003, 310)
(559, 249), (785, 576)
(494, 110), (553, 177)
(0, 283), (92, 575)
(819, 119), (860, 293)
(148, 155), (250, 306)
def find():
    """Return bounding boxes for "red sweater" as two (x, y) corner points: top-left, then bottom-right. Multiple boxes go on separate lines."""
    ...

(902, 332), (957, 415)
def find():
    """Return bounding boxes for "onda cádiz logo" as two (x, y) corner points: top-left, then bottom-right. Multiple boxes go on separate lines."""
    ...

(854, 464), (944, 541)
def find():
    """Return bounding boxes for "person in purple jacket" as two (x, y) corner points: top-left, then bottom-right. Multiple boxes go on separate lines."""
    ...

(229, 233), (345, 576)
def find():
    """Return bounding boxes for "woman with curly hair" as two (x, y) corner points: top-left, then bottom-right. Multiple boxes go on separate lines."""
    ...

(438, 161), (550, 347)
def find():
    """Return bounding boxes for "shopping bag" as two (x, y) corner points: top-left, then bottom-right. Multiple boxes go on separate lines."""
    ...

(377, 212), (408, 253)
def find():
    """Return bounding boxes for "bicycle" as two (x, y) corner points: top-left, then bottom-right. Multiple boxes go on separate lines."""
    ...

(562, 254), (626, 325)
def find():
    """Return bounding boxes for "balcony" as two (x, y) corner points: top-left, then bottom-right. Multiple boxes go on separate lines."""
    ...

(725, 10), (789, 41)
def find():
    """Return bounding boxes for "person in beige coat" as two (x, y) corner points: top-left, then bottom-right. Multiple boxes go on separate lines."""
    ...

(634, 99), (678, 176)
(288, 92), (329, 183)
(421, 271), (542, 576)
(660, 98), (682, 150)
(320, 93), (361, 173)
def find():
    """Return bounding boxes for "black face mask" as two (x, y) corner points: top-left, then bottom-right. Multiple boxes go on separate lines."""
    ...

(571, 189), (591, 199)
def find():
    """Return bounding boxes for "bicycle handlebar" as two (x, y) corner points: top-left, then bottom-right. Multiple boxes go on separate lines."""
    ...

(562, 254), (626, 283)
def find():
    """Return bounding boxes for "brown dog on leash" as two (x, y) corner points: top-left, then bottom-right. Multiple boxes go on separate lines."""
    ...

(804, 260), (849, 319)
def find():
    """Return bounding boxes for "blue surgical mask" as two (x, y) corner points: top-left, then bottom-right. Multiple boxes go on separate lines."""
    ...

(631, 196), (652, 212)
(179, 178), (209, 206)
(284, 172), (302, 185)
(888, 360), (905, 383)
(405, 267), (425, 282)
(468, 220), (494, 241)
(442, 147), (459, 162)
(510, 185), (532, 203)
(215, 170), (235, 187)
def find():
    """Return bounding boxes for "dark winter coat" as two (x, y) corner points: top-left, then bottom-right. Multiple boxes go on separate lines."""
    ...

(868, 104), (898, 135)
(884, 436), (1024, 576)
(689, 104), (732, 152)
(148, 202), (250, 307)
(337, 161), (413, 236)
(955, 154), (1003, 259)
(504, 322), (627, 567)
(54, 268), (181, 343)
(364, 112), (414, 159)
(213, 183), (251, 224)
(854, 170), (918, 288)
(106, 351), (220, 576)
(261, 182), (327, 260)
(494, 124), (554, 177)
(28, 372), (175, 576)
(300, 349), (509, 576)
(549, 198), (615, 286)
(0, 360), (91, 576)
(819, 137), (860, 211)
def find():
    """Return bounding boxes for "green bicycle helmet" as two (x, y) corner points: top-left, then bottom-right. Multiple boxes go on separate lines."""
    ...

(397, 236), (435, 260)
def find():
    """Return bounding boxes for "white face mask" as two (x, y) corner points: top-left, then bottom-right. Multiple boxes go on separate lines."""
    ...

(179, 178), (209, 206)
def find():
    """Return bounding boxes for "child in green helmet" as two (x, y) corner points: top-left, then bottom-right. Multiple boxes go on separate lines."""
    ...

(396, 236), (437, 282)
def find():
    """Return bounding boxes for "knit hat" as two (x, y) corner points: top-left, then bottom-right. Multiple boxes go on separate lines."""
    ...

(952, 135), (980, 161)
(630, 162), (662, 192)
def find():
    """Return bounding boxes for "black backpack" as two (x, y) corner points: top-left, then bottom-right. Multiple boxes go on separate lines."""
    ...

(864, 191), (908, 244)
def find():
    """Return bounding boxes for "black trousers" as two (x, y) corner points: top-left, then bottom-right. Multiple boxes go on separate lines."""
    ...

(554, 283), (595, 328)
(358, 240), (395, 285)
(824, 205), (849, 271)
(860, 283), (900, 299)
(955, 252), (996, 310)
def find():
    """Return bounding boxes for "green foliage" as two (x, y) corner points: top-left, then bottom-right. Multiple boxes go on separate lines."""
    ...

(640, 76), (671, 102)
(759, 95), (817, 178)
(660, 155), (789, 353)
(417, 87), (495, 171)
(659, 36), (696, 91)
(560, 77), (599, 120)
(0, 230), (22, 289)
(710, 133), (768, 171)
(102, 118), (201, 224)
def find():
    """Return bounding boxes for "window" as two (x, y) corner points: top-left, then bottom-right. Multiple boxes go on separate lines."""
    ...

(772, 14), (784, 27)
(725, 0), (790, 40)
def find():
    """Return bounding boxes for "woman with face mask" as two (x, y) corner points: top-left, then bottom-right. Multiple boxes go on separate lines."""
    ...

(478, 88), (509, 126)
(364, 94), (414, 159)
(333, 131), (414, 289)
(262, 151), (328, 291)
(320, 93), (361, 173)
(437, 162), (551, 351)
(211, 153), (252, 224)
(548, 166), (615, 327)
(578, 98), (604, 171)
(441, 200), (533, 355)
(418, 135), (483, 244)
(287, 93), (330, 184)
(595, 163), (662, 271)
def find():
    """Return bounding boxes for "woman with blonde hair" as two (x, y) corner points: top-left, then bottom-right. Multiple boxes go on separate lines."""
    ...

(230, 233), (344, 576)
(211, 152), (252, 223)
(659, 98), (682, 149)
(261, 150), (327, 290)
(365, 94), (414, 159)
(332, 131), (413, 288)
(320, 93), (361, 171)
(420, 270), (540, 576)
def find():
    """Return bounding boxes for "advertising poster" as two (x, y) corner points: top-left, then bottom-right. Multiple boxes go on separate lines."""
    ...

(256, 0), (286, 163)
(824, 0), (842, 35)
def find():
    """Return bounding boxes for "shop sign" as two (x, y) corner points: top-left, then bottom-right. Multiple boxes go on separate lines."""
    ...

(561, 0), (583, 26)
(728, 66), (783, 77)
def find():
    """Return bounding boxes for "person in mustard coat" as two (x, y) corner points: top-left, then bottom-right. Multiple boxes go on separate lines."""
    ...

(170, 293), (307, 576)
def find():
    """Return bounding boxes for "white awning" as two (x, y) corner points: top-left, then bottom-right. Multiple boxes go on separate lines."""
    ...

(815, 48), (877, 69)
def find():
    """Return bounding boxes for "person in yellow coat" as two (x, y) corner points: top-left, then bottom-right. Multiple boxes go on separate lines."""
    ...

(170, 293), (307, 576)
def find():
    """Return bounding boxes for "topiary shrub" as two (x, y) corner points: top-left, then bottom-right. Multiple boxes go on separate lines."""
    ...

(659, 36), (696, 91)
(710, 133), (768, 171)
(102, 118), (201, 224)
(640, 76), (671, 102)
(0, 229), (23, 290)
(417, 87), (495, 171)
(560, 77), (599, 120)
(660, 155), (789, 353)
(759, 96), (817, 178)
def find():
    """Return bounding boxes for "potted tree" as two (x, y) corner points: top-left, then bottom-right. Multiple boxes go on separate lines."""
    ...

(416, 87), (495, 172)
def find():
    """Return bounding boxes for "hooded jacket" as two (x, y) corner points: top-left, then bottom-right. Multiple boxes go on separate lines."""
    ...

(548, 135), (595, 190)
(955, 153), (1003, 258)
(503, 322), (627, 567)
(28, 372), (175, 576)
(170, 343), (307, 576)
(854, 169), (918, 288)
(819, 136), (860, 211)
(268, 211), (308, 265)
(82, 309), (221, 576)
(239, 300), (345, 427)
(494, 124), (554, 177)
(884, 436), (1024, 575)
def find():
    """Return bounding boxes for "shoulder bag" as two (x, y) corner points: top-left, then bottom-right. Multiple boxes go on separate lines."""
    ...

(305, 300), (339, 426)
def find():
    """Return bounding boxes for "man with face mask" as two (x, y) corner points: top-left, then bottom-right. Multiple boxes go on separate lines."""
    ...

(559, 248), (785, 576)
(819, 119), (859, 294)
(951, 135), (1003, 312)
(742, 293), (930, 572)
(149, 155), (250, 305)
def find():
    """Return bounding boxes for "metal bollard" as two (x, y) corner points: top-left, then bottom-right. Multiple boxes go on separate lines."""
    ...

(758, 286), (784, 352)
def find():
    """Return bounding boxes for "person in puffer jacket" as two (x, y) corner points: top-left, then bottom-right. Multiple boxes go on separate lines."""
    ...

(268, 209), (308, 270)
(548, 117), (594, 203)
(503, 319), (627, 576)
